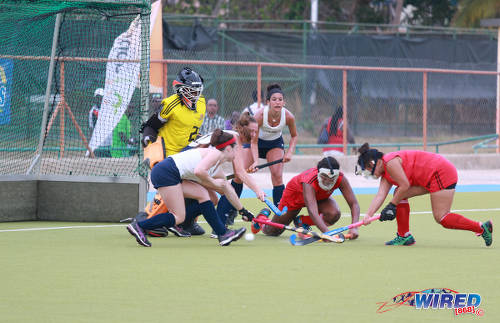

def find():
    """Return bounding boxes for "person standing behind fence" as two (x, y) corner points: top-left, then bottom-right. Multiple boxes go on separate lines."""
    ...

(318, 105), (355, 157)
(242, 89), (267, 116)
(200, 98), (225, 135)
(249, 84), (298, 207)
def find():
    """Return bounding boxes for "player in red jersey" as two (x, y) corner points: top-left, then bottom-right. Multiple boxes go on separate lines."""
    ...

(253, 156), (360, 238)
(357, 143), (493, 247)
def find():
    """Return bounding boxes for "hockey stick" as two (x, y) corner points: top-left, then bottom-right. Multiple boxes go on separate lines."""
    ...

(226, 158), (284, 180)
(253, 217), (345, 243)
(290, 215), (381, 246)
(264, 198), (288, 216)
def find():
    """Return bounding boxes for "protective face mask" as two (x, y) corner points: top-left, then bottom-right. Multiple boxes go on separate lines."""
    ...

(317, 168), (340, 190)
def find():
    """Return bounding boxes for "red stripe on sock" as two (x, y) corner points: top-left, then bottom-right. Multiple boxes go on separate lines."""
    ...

(440, 213), (482, 234)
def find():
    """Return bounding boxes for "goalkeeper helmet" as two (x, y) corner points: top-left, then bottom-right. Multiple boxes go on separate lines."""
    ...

(173, 67), (204, 110)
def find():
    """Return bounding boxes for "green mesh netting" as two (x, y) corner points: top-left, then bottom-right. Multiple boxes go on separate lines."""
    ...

(0, 0), (150, 177)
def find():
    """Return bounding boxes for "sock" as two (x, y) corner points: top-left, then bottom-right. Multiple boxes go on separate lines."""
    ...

(183, 198), (201, 226)
(272, 184), (285, 207)
(216, 180), (244, 223)
(396, 200), (410, 237)
(138, 212), (175, 230)
(199, 200), (226, 236)
(231, 180), (244, 197)
(298, 215), (316, 226)
(440, 212), (482, 234)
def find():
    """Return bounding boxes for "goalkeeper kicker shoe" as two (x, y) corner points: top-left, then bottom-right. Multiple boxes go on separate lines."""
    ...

(127, 219), (152, 247)
(480, 220), (493, 246)
(251, 208), (271, 234)
(219, 227), (246, 246)
(385, 233), (415, 246)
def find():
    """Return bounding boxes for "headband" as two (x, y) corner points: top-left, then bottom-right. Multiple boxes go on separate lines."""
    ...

(267, 87), (283, 100)
(215, 136), (236, 150)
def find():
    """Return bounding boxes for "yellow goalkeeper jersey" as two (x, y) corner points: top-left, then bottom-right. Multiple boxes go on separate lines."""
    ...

(157, 94), (206, 156)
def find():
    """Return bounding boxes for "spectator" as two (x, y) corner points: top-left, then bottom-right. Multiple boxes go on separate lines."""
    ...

(88, 88), (104, 131)
(242, 89), (267, 116)
(318, 105), (355, 156)
(224, 111), (240, 130)
(200, 98), (225, 135)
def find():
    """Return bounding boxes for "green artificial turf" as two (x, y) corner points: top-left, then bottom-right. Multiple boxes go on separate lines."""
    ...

(0, 192), (498, 323)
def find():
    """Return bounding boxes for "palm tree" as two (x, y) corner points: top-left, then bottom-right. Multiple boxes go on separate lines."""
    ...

(452, 0), (500, 28)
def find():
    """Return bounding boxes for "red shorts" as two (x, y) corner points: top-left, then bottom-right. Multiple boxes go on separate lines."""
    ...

(278, 196), (302, 212)
(425, 161), (457, 193)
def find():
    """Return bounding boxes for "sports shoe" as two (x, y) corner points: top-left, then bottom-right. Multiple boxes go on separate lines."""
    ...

(225, 209), (238, 226)
(146, 227), (169, 237)
(218, 227), (246, 246)
(210, 230), (218, 239)
(480, 220), (493, 246)
(126, 219), (152, 247)
(251, 208), (271, 234)
(293, 215), (311, 239)
(385, 233), (415, 246)
(167, 225), (191, 237)
(180, 221), (205, 236)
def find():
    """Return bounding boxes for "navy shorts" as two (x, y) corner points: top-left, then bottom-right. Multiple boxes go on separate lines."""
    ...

(258, 136), (284, 159)
(242, 143), (251, 149)
(150, 157), (182, 189)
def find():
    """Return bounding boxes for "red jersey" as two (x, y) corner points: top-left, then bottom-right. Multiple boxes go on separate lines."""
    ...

(279, 167), (344, 211)
(382, 150), (457, 192)
(323, 117), (343, 153)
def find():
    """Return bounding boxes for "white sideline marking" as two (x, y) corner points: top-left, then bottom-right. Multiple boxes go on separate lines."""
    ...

(0, 208), (498, 233)
(0, 224), (125, 233)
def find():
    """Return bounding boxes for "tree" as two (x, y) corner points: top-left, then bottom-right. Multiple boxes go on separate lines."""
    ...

(452, 0), (500, 28)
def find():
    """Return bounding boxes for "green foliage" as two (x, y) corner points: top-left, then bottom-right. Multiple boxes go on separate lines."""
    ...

(452, 0), (500, 28)
(406, 0), (457, 26)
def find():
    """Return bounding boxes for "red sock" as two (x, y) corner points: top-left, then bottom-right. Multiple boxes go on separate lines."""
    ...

(300, 215), (318, 226)
(396, 200), (410, 237)
(440, 213), (482, 233)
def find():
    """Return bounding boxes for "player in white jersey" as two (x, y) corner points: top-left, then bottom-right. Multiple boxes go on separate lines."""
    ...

(127, 130), (255, 247)
(249, 84), (298, 207)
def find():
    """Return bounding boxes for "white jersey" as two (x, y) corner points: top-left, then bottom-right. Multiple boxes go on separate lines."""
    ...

(170, 148), (221, 183)
(243, 102), (267, 116)
(258, 106), (287, 141)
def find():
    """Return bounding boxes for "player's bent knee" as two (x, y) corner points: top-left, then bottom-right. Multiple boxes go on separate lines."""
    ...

(323, 212), (341, 225)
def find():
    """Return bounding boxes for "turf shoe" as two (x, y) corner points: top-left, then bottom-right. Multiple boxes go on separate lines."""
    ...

(126, 219), (152, 247)
(251, 208), (271, 234)
(167, 225), (191, 237)
(146, 227), (169, 237)
(385, 233), (415, 246)
(480, 220), (493, 246)
(180, 221), (205, 236)
(219, 227), (246, 246)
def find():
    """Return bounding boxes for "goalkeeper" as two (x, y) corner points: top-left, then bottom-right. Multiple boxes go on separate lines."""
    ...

(139, 67), (206, 237)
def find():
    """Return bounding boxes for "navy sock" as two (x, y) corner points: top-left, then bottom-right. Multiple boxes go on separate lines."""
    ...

(272, 184), (285, 207)
(199, 200), (226, 236)
(232, 180), (244, 197)
(183, 198), (201, 225)
(216, 180), (243, 223)
(138, 212), (176, 230)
